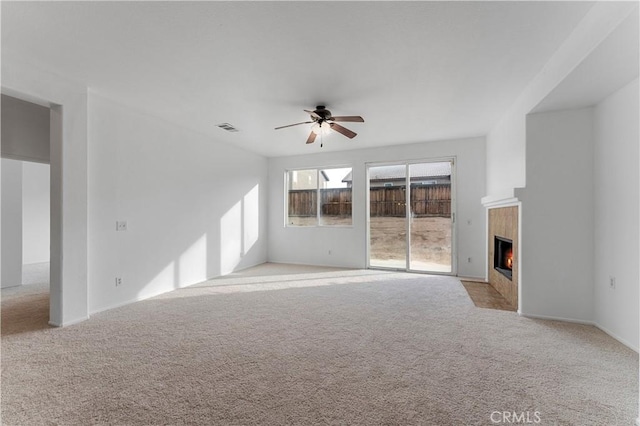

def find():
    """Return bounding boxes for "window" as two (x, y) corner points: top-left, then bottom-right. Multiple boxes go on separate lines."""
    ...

(287, 167), (352, 226)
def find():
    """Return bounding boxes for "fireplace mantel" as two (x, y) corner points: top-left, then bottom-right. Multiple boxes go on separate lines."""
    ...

(481, 188), (522, 209)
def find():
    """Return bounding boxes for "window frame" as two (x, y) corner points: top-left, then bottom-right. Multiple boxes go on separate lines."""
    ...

(285, 166), (353, 228)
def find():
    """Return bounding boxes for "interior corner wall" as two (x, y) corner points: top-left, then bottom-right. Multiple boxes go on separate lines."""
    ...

(1, 159), (23, 288)
(267, 137), (486, 278)
(87, 94), (268, 314)
(485, 2), (638, 199)
(593, 78), (639, 351)
(519, 108), (594, 323)
(22, 161), (50, 265)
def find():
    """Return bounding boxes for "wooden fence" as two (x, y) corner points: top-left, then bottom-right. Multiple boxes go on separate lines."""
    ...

(288, 184), (451, 218)
(288, 188), (352, 217)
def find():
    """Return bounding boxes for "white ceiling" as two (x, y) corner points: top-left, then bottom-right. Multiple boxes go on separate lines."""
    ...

(534, 7), (639, 113)
(2, 1), (598, 157)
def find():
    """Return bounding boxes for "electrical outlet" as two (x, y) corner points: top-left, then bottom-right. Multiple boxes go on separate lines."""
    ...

(328, 250), (332, 255)
(116, 221), (127, 231)
(467, 257), (472, 263)
(115, 277), (122, 287)
(609, 276), (616, 289)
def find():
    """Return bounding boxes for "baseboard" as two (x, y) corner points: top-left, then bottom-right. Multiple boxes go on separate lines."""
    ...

(457, 276), (487, 283)
(593, 322), (639, 353)
(89, 272), (234, 316)
(89, 296), (143, 316)
(89, 261), (275, 317)
(519, 312), (639, 353)
(519, 312), (595, 326)
(1, 283), (22, 289)
(48, 315), (89, 328)
(269, 259), (361, 270)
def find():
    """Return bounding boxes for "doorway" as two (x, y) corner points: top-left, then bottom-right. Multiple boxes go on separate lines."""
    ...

(1, 94), (54, 331)
(367, 160), (455, 274)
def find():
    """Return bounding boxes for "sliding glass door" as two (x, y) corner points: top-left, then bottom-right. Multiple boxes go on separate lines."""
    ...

(368, 165), (407, 269)
(367, 160), (454, 274)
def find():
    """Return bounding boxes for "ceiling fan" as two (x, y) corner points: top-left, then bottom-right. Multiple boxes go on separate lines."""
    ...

(275, 105), (364, 145)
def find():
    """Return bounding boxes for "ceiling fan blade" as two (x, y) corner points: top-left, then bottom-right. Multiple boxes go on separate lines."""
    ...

(304, 109), (322, 120)
(330, 116), (364, 123)
(306, 131), (317, 144)
(330, 123), (357, 139)
(275, 121), (313, 130)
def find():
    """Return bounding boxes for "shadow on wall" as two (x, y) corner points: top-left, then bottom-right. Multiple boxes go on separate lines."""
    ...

(221, 184), (260, 275)
(134, 183), (262, 301)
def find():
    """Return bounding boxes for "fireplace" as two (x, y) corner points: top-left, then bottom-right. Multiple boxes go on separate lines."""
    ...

(494, 236), (513, 280)
(486, 206), (518, 309)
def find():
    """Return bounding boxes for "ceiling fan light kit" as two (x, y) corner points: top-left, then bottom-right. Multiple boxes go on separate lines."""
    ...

(311, 121), (332, 135)
(275, 105), (364, 147)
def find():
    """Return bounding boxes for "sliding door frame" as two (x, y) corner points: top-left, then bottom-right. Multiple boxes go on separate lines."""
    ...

(366, 157), (457, 275)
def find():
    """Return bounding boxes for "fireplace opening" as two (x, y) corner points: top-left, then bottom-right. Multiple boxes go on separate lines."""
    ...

(494, 236), (513, 280)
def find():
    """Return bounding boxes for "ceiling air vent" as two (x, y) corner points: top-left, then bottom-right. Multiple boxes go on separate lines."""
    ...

(216, 123), (239, 132)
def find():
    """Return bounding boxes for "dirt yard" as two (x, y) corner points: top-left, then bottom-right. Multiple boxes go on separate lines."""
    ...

(370, 216), (451, 271)
(287, 216), (452, 271)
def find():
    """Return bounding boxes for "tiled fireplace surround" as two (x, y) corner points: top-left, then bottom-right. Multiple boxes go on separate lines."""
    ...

(488, 206), (519, 309)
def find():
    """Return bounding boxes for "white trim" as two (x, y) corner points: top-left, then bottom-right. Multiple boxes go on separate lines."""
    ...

(481, 188), (517, 207)
(365, 158), (456, 275)
(89, 261), (268, 316)
(484, 205), (489, 281)
(517, 202), (523, 313)
(48, 315), (89, 328)
(457, 276), (487, 283)
(450, 158), (458, 275)
(482, 196), (520, 209)
(405, 164), (411, 271)
(365, 166), (371, 268)
(284, 165), (354, 228)
(89, 296), (145, 316)
(594, 322), (639, 353)
(520, 312), (639, 353)
(519, 312), (595, 326)
(90, 279), (211, 316)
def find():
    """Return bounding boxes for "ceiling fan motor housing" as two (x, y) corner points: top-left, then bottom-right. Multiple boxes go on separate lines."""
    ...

(314, 106), (331, 121)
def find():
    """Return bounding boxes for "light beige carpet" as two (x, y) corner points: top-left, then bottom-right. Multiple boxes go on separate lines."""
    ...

(2, 262), (50, 336)
(1, 263), (637, 425)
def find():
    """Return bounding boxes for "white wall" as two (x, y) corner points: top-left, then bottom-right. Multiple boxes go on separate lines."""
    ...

(484, 3), (638, 357)
(1, 159), (23, 288)
(593, 79), (639, 350)
(268, 137), (486, 278)
(22, 161), (50, 265)
(3, 52), (89, 326)
(88, 94), (268, 314)
(519, 108), (594, 323)
(486, 3), (636, 198)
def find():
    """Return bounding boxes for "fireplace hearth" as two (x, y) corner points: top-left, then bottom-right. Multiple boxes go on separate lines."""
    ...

(494, 236), (513, 280)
